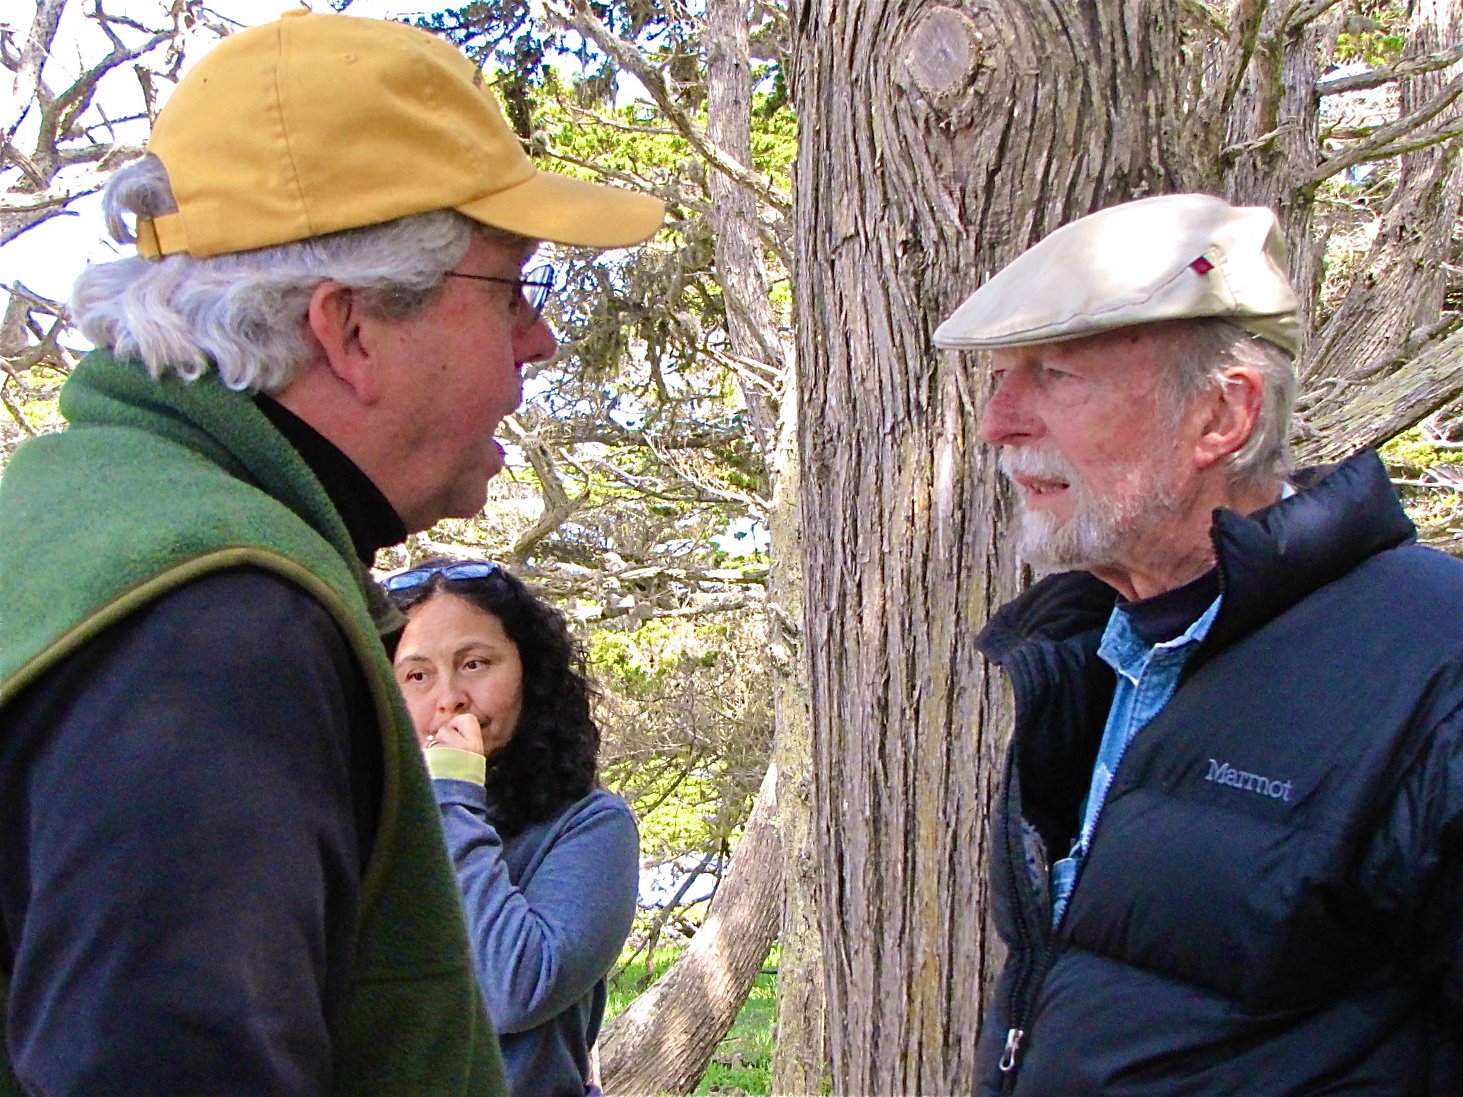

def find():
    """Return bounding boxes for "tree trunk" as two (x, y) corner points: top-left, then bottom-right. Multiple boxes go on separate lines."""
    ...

(790, 1), (1460, 1091)
(766, 371), (826, 1097)
(599, 764), (782, 1096)
(702, 0), (829, 1088)
(784, 1), (1352, 1091)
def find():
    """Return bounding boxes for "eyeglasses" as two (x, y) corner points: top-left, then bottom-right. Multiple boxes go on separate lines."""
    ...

(382, 559), (502, 593)
(442, 263), (556, 329)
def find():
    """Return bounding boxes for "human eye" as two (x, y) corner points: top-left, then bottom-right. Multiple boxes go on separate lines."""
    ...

(396, 666), (428, 687)
(1037, 363), (1077, 383)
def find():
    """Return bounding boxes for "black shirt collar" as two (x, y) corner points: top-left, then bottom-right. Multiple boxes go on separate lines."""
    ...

(255, 395), (406, 565)
(1119, 569), (1221, 646)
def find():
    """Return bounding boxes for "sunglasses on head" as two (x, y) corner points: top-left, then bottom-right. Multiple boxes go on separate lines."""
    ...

(381, 560), (501, 593)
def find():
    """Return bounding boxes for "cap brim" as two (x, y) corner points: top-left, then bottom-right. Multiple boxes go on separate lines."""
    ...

(459, 170), (665, 249)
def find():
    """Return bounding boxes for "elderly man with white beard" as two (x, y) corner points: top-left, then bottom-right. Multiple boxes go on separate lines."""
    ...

(935, 193), (1463, 1096)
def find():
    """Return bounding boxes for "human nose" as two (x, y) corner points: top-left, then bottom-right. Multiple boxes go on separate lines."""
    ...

(514, 314), (557, 366)
(432, 677), (471, 716)
(979, 369), (1039, 447)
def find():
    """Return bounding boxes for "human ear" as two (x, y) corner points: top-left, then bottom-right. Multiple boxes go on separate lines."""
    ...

(1193, 364), (1264, 470)
(305, 281), (382, 405)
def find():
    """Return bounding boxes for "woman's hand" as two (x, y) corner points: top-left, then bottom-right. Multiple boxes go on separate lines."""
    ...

(425, 713), (513, 759)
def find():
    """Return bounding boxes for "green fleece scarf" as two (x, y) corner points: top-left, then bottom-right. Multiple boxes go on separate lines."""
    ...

(0, 350), (505, 1096)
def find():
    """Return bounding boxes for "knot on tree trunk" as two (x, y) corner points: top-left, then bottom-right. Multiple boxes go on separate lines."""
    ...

(901, 8), (984, 105)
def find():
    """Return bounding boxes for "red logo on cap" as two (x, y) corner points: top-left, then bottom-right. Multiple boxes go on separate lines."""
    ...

(1190, 256), (1214, 275)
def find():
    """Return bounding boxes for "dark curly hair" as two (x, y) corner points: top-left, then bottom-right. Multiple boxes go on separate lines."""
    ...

(387, 560), (600, 836)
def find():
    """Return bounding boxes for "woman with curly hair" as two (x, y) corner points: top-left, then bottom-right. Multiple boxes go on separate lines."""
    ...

(385, 559), (638, 1097)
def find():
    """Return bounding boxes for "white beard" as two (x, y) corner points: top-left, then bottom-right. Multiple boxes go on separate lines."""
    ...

(1000, 447), (1185, 575)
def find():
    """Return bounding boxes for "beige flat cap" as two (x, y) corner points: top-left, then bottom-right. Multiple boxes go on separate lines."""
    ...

(933, 193), (1300, 356)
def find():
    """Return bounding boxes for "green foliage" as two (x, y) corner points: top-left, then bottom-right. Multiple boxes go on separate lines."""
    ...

(604, 943), (683, 1015)
(1380, 426), (1463, 544)
(0, 366), (67, 476)
(696, 962), (776, 1097)
(1383, 426), (1463, 472)
(592, 614), (770, 874)
(1333, 1), (1408, 66)
(748, 89), (797, 180)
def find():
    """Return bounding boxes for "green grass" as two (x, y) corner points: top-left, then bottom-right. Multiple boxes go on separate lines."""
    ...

(605, 945), (777, 1096)
(696, 959), (775, 1096)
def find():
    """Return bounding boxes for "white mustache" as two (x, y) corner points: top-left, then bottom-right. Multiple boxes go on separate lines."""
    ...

(1000, 448), (1079, 485)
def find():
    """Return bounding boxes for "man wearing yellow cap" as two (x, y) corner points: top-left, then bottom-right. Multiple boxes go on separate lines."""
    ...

(936, 194), (1463, 1094)
(0, 13), (661, 1095)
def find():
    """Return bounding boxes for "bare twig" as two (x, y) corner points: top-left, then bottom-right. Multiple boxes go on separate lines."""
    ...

(0, 381), (40, 437)
(502, 421), (595, 561)
(1221, 121), (1297, 162)
(2, 312), (71, 375)
(551, 99), (680, 138)
(706, 348), (782, 395)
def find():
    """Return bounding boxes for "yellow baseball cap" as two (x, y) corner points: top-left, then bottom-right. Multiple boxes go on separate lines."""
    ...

(134, 11), (665, 258)
(933, 194), (1300, 356)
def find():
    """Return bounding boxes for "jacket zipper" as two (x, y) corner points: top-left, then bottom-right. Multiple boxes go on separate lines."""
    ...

(998, 1026), (1024, 1072)
(995, 686), (1056, 1092)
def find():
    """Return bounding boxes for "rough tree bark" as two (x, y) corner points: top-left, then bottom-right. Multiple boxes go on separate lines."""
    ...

(789, 1), (1460, 1092)
(790, 4), (1189, 1089)
(1295, 0), (1463, 461)
(765, 372), (825, 1097)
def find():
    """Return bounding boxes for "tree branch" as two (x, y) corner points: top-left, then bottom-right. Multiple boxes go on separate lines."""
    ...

(586, 453), (764, 510)
(1318, 43), (1463, 96)
(548, 95), (680, 138)
(1178, 0), (1228, 37)
(544, 0), (791, 216)
(3, 0), (69, 151)
(1355, 116), (1463, 162)
(1216, 0), (1268, 121)
(1221, 120), (1297, 163)
(1309, 70), (1463, 184)
(500, 419), (595, 561)
(0, 381), (39, 438)
(47, 24), (172, 160)
(1295, 321), (1463, 464)
(1282, 0), (1346, 33)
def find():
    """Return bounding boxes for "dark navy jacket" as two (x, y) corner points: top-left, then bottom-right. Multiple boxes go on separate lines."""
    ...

(976, 450), (1463, 1095)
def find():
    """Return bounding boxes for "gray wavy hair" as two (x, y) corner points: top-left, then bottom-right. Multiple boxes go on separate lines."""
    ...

(1162, 317), (1295, 488)
(71, 155), (483, 393)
